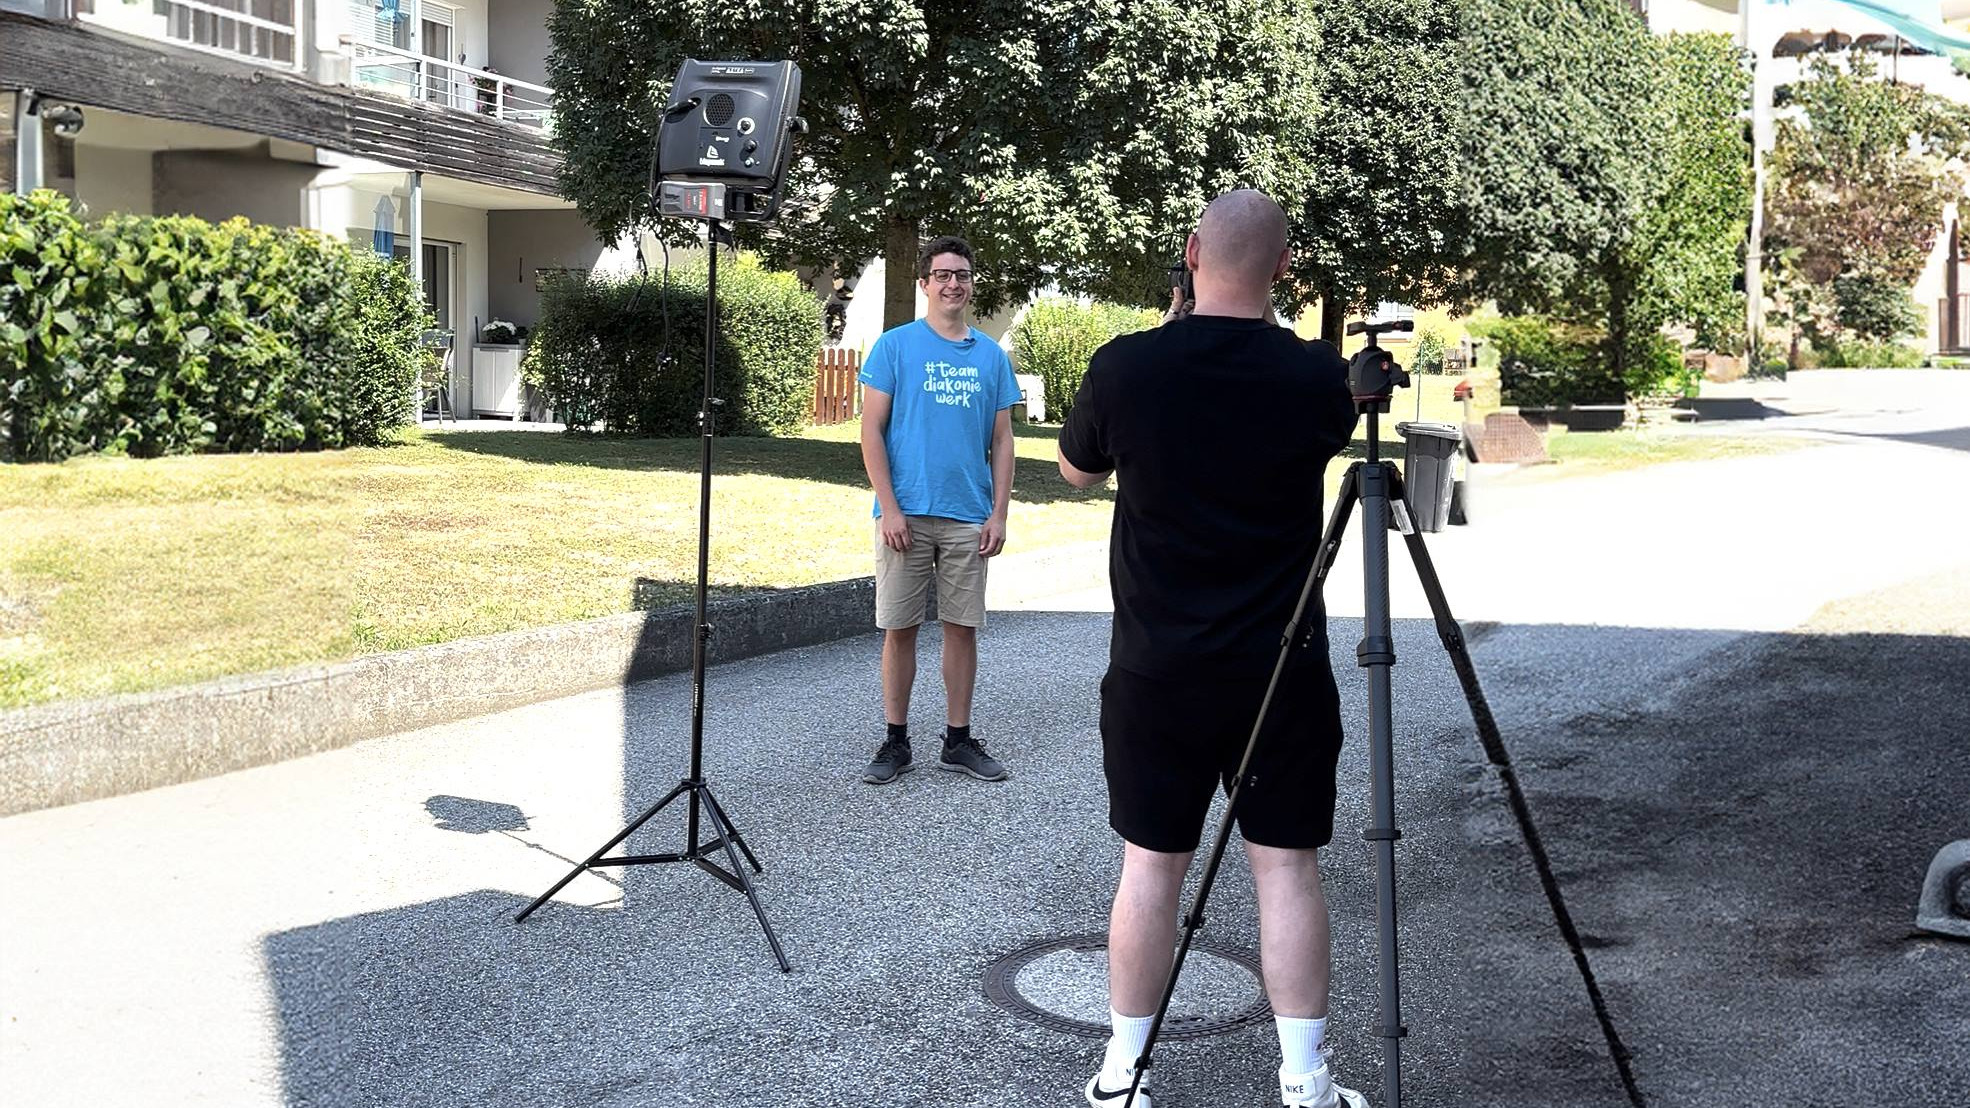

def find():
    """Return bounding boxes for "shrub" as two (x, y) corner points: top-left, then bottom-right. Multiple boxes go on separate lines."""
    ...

(1470, 314), (1608, 407)
(1470, 314), (1695, 405)
(2, 190), (114, 462)
(1010, 298), (1161, 421)
(1814, 338), (1924, 369)
(1411, 327), (1446, 374)
(1, 191), (428, 462)
(1832, 272), (1921, 342)
(524, 254), (822, 436)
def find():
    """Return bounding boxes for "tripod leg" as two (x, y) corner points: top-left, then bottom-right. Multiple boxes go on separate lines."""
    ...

(698, 784), (794, 973)
(1393, 523), (1506, 756)
(697, 786), (765, 874)
(1355, 460), (1407, 1108)
(514, 780), (691, 923)
(1310, 462), (1363, 608)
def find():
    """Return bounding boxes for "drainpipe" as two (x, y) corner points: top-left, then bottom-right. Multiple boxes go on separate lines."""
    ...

(408, 170), (424, 286)
(1744, 0), (1767, 367)
(12, 89), (43, 194)
(408, 0), (423, 96)
(408, 170), (425, 422)
(1949, 219), (1961, 352)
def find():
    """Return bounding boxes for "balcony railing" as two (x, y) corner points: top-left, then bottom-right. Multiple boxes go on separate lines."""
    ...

(76, 0), (301, 70)
(348, 41), (554, 130)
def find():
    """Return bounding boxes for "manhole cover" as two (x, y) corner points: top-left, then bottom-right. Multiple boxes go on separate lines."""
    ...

(984, 933), (1271, 1039)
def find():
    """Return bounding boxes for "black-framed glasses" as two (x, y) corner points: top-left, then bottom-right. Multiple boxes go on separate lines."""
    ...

(927, 268), (974, 284)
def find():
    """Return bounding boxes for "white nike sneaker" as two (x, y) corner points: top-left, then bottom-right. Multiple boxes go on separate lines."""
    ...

(1085, 1068), (1153, 1108)
(1279, 1062), (1368, 1108)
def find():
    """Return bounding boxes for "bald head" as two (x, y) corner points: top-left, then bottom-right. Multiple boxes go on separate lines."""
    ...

(1186, 189), (1290, 316)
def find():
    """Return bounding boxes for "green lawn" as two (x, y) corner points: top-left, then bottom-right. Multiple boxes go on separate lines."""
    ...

(0, 421), (1114, 708)
(0, 374), (1800, 709)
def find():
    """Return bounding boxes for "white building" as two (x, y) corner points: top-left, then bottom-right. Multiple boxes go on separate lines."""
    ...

(1, 0), (625, 417)
(1644, 0), (1970, 356)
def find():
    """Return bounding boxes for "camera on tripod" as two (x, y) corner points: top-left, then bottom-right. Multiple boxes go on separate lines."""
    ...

(1344, 319), (1413, 411)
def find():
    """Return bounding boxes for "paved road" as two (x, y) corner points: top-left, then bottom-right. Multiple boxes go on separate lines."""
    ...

(2, 370), (1966, 1107)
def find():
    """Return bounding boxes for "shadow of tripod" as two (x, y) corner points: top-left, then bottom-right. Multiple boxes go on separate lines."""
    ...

(512, 221), (790, 973)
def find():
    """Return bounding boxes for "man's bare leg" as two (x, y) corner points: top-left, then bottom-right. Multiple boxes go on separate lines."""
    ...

(1249, 842), (1358, 1105)
(1089, 842), (1192, 1097)
(1246, 843), (1331, 1017)
(940, 620), (977, 728)
(881, 625), (919, 726)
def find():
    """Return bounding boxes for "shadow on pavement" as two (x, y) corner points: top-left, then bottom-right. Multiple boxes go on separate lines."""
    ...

(262, 612), (1969, 1108)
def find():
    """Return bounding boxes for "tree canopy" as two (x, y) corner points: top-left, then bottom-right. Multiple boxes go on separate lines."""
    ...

(1461, 0), (1749, 396)
(1285, 0), (1468, 342)
(546, 0), (1324, 329)
(548, 0), (1757, 398)
(1767, 53), (1969, 350)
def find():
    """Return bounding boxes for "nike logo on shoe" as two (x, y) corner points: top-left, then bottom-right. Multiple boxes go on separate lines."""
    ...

(1085, 1072), (1151, 1107)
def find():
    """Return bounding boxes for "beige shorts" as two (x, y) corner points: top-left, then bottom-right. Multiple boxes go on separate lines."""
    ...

(874, 516), (989, 630)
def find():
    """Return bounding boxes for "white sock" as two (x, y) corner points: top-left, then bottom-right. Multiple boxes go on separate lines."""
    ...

(1102, 1009), (1155, 1083)
(1277, 1014), (1327, 1076)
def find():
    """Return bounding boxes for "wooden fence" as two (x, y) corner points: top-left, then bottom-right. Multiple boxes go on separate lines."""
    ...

(812, 347), (861, 425)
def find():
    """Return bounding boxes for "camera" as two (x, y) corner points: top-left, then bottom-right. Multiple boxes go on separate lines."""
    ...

(1345, 320), (1413, 410)
(1167, 259), (1195, 307)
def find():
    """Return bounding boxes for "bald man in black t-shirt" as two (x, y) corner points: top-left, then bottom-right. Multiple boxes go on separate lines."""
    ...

(1057, 190), (1365, 1108)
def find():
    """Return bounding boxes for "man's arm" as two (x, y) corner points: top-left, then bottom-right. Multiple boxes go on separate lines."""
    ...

(1057, 446), (1111, 489)
(980, 408), (1014, 556)
(859, 388), (911, 551)
(1057, 354), (1115, 488)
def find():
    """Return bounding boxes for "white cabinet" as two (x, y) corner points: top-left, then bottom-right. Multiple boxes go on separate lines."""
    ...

(472, 345), (524, 417)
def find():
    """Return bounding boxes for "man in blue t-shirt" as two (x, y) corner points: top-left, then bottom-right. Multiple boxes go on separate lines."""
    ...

(856, 235), (1020, 787)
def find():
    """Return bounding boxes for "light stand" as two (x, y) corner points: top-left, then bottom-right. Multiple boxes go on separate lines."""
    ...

(1124, 324), (1506, 1107)
(515, 220), (790, 974)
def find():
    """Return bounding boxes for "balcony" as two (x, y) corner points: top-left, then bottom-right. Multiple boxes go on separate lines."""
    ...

(348, 40), (553, 130)
(75, 0), (301, 70)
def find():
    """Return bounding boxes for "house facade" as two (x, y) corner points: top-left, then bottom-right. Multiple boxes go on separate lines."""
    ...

(0, 0), (627, 417)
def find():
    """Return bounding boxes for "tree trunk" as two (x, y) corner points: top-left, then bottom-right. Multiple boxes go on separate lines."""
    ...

(883, 213), (920, 332)
(1320, 291), (1347, 347)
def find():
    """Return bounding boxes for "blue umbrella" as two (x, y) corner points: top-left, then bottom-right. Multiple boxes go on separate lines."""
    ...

(372, 195), (396, 257)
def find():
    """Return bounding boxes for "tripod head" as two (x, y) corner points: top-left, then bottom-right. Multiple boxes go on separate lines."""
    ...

(1344, 319), (1412, 413)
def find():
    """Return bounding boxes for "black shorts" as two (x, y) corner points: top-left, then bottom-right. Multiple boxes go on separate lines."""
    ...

(1100, 653), (1344, 853)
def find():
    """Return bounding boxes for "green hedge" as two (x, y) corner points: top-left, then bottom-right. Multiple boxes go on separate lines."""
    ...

(1472, 314), (1692, 405)
(524, 254), (822, 436)
(1, 190), (428, 463)
(1010, 298), (1161, 422)
(1812, 338), (1924, 369)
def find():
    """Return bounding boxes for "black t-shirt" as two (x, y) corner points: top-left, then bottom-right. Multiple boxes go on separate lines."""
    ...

(1058, 315), (1357, 680)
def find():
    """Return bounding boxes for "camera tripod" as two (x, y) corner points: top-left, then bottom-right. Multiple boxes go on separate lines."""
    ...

(1122, 331), (1503, 1108)
(514, 222), (791, 974)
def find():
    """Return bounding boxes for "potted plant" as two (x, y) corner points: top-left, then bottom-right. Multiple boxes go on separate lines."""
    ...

(480, 319), (527, 345)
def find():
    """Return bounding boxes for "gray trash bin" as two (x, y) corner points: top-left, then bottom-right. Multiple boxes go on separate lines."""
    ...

(1396, 421), (1462, 533)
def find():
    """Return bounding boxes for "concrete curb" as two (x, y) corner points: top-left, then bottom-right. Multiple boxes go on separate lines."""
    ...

(0, 540), (1110, 817)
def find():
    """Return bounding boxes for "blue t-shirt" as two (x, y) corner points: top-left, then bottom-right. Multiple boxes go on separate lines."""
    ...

(859, 319), (1020, 524)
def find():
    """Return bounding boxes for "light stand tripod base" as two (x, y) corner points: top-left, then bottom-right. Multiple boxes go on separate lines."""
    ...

(513, 219), (791, 975)
(514, 776), (791, 973)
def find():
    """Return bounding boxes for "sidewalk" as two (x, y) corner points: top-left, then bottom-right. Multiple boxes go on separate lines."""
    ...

(1, 399), (1966, 1106)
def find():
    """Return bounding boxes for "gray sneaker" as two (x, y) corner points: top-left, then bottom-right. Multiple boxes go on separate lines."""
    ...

(863, 736), (914, 785)
(938, 731), (1008, 781)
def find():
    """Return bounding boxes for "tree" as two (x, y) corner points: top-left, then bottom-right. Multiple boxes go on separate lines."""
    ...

(1460, 3), (1748, 399)
(1629, 33), (1752, 354)
(546, 0), (1323, 330)
(1767, 53), (1968, 354)
(1284, 0), (1469, 343)
(1461, 0), (1662, 326)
